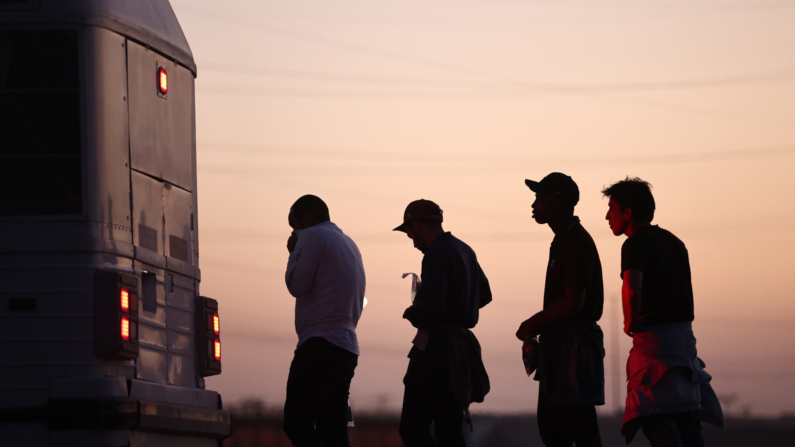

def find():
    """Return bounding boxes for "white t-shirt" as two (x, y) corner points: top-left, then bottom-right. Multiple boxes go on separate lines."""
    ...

(285, 221), (365, 355)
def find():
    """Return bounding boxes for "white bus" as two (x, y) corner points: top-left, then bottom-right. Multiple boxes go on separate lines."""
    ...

(0, 1), (230, 445)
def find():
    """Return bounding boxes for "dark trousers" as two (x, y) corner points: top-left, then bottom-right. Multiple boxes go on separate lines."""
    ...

(283, 337), (358, 447)
(399, 345), (466, 447)
(537, 391), (602, 447)
(640, 413), (705, 447)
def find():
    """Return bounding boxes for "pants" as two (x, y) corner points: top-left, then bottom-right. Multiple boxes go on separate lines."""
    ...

(283, 337), (358, 447)
(399, 344), (466, 447)
(537, 391), (602, 447)
(640, 413), (706, 447)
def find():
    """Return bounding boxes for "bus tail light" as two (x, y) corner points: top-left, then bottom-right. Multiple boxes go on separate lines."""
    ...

(196, 296), (221, 376)
(158, 67), (168, 95)
(121, 316), (130, 341)
(120, 288), (129, 312)
(95, 271), (139, 359)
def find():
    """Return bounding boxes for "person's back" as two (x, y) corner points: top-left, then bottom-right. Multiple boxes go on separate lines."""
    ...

(409, 233), (490, 330)
(288, 221), (365, 339)
(621, 225), (693, 330)
(281, 195), (365, 447)
(393, 199), (492, 447)
(516, 173), (605, 447)
(604, 177), (724, 447)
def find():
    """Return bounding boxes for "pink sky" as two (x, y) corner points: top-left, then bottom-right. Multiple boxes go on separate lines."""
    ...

(171, 0), (795, 416)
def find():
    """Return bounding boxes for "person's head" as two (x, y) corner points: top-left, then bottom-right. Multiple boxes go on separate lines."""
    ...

(525, 172), (578, 225)
(393, 199), (444, 253)
(601, 177), (655, 236)
(289, 195), (330, 230)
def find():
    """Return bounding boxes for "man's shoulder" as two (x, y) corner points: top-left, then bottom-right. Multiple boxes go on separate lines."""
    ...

(299, 222), (341, 247)
(636, 225), (684, 246)
(444, 233), (478, 256)
(563, 221), (598, 251)
(312, 223), (362, 250)
(425, 233), (474, 260)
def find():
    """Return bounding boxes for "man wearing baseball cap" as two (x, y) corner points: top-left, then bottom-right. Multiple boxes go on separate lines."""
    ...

(516, 173), (606, 447)
(394, 199), (492, 447)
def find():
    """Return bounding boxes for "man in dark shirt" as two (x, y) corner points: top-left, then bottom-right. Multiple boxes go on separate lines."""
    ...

(394, 199), (492, 447)
(603, 177), (723, 446)
(516, 172), (605, 447)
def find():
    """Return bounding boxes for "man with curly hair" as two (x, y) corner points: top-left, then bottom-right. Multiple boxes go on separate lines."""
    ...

(603, 177), (724, 446)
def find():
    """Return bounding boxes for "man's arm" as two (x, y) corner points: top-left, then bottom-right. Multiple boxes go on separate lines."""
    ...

(284, 230), (324, 297)
(516, 237), (593, 341)
(515, 286), (586, 340)
(404, 255), (448, 329)
(478, 266), (492, 309)
(622, 269), (643, 336)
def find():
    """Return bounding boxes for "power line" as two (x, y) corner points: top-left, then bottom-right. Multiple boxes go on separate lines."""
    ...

(200, 62), (795, 94)
(196, 145), (795, 171)
(173, 3), (508, 80)
(467, 0), (795, 10)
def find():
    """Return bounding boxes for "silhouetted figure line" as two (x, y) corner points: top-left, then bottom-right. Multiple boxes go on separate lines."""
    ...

(603, 177), (724, 446)
(282, 195), (366, 447)
(516, 173), (606, 447)
(394, 199), (492, 447)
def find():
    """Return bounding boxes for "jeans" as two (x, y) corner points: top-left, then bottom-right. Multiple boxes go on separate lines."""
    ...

(640, 413), (706, 447)
(283, 337), (358, 447)
(537, 391), (602, 447)
(399, 343), (466, 447)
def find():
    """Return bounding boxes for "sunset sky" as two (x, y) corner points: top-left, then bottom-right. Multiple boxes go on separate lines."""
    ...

(170, 0), (795, 416)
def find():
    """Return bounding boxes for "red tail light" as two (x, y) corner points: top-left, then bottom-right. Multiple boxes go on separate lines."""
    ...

(121, 316), (130, 341)
(158, 68), (168, 94)
(120, 288), (129, 312)
(197, 296), (222, 376)
(95, 271), (138, 359)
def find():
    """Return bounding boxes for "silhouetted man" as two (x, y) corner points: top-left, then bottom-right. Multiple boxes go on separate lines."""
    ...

(516, 173), (605, 447)
(283, 195), (366, 447)
(394, 199), (491, 447)
(603, 177), (724, 446)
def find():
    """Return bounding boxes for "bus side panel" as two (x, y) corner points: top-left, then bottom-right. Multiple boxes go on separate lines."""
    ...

(166, 271), (197, 387)
(82, 26), (132, 246)
(127, 40), (193, 191)
(164, 184), (194, 274)
(134, 261), (169, 385)
(0, 253), (136, 409)
(131, 170), (166, 268)
(190, 79), (199, 268)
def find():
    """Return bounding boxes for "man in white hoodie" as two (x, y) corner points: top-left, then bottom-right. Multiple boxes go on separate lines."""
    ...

(282, 195), (366, 447)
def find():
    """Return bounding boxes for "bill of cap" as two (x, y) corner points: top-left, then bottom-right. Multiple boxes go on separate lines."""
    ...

(393, 222), (408, 232)
(525, 179), (541, 192)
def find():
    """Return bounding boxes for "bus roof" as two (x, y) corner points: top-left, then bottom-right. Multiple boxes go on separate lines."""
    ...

(0, 0), (196, 76)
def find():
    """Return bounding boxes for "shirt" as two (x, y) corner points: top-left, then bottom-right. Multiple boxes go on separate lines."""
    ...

(406, 233), (492, 330)
(536, 216), (605, 406)
(285, 221), (366, 355)
(543, 216), (604, 322)
(621, 225), (694, 329)
(298, 329), (359, 356)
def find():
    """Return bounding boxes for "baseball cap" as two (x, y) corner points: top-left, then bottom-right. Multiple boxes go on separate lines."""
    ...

(525, 172), (579, 206)
(393, 199), (443, 232)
